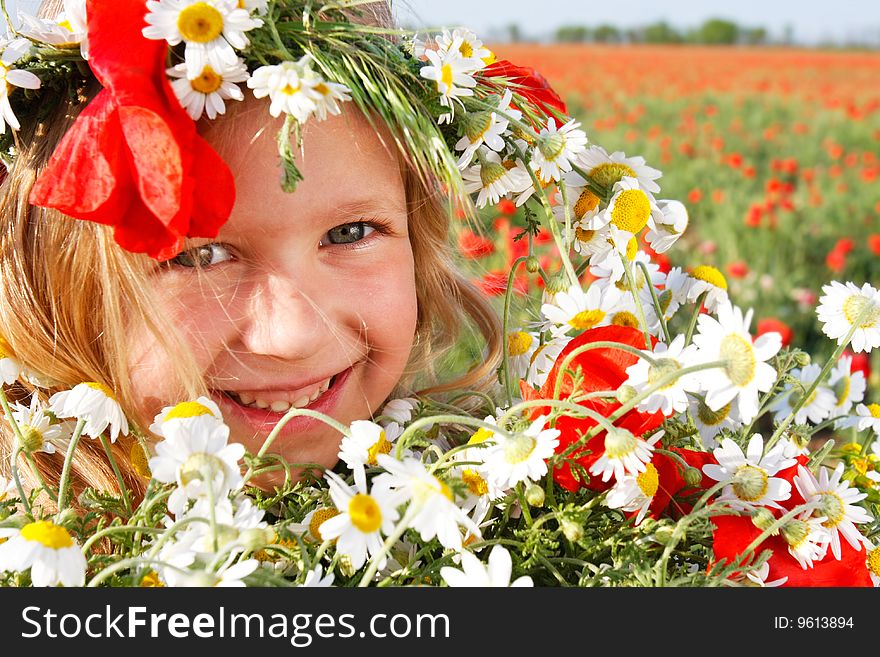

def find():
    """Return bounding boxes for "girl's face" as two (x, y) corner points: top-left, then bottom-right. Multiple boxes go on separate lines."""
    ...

(127, 100), (418, 482)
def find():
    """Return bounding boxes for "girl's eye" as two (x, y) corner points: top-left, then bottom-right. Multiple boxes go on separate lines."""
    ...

(321, 222), (376, 246)
(169, 243), (233, 268)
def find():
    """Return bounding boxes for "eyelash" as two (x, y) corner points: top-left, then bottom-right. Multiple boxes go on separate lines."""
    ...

(166, 218), (396, 269)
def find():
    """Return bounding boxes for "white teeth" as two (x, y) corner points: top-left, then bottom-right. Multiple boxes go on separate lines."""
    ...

(229, 374), (336, 412)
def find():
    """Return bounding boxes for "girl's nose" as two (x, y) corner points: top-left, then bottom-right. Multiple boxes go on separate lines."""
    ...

(237, 272), (347, 362)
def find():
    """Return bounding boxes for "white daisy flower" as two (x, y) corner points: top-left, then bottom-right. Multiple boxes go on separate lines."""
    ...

(552, 170), (605, 230)
(780, 514), (831, 570)
(455, 90), (519, 168)
(338, 420), (405, 490)
(690, 397), (742, 450)
(828, 356), (866, 421)
(149, 397), (224, 437)
(687, 265), (730, 313)
(567, 220), (614, 260)
(380, 397), (419, 424)
(745, 562), (788, 587)
(541, 283), (620, 336)
(49, 382), (129, 442)
(288, 507), (340, 544)
(419, 43), (478, 123)
(435, 28), (493, 67)
(440, 545), (532, 587)
(373, 455), (479, 551)
(578, 145), (662, 194)
(462, 149), (532, 208)
(605, 461), (660, 525)
(167, 58), (248, 120)
(319, 471), (399, 571)
(702, 434), (795, 510)
(302, 64), (351, 121)
(793, 464), (872, 560)
(591, 246), (665, 289)
(590, 429), (661, 483)
(661, 266), (692, 320)
(174, 559), (259, 587)
(482, 415), (559, 489)
(816, 281), (880, 353)
(524, 332), (572, 389)
(0, 520), (86, 587)
(506, 330), (539, 385)
(143, 0), (262, 80)
(645, 199), (688, 253)
(599, 176), (655, 237)
(529, 117), (588, 183)
(300, 564), (334, 587)
(17, 0), (88, 55)
(148, 415), (245, 516)
(0, 38), (41, 135)
(853, 403), (880, 435)
(0, 475), (16, 501)
(247, 59), (318, 122)
(691, 301), (781, 424)
(771, 364), (836, 426)
(624, 334), (701, 416)
(10, 395), (72, 454)
(0, 338), (22, 385)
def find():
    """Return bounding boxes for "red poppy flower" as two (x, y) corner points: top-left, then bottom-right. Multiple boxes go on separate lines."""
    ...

(29, 0), (235, 261)
(757, 318), (793, 347)
(519, 325), (664, 492)
(483, 60), (567, 118)
(458, 229), (495, 259)
(844, 350), (871, 379)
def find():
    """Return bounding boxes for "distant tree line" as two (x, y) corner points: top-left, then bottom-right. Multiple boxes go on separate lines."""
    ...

(553, 18), (770, 45)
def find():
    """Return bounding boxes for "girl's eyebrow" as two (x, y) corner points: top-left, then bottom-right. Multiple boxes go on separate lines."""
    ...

(332, 196), (406, 219)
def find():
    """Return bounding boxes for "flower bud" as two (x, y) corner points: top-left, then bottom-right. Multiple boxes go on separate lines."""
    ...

(525, 483), (545, 507)
(545, 273), (569, 296)
(526, 256), (540, 273)
(616, 385), (638, 404)
(781, 518), (810, 548)
(683, 467), (703, 487)
(54, 508), (80, 530)
(751, 507), (777, 533)
(18, 426), (44, 454)
(793, 351), (811, 367)
(652, 525), (675, 545)
(240, 527), (276, 552)
(560, 518), (583, 542)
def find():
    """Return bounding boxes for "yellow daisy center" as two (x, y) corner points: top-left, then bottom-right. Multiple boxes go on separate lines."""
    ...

(852, 458), (869, 476)
(367, 431), (392, 465)
(130, 442), (152, 478)
(84, 381), (117, 400)
(503, 434), (537, 464)
(569, 309), (606, 330)
(611, 311), (640, 328)
(309, 508), (339, 542)
(719, 334), (756, 387)
(574, 189), (600, 219)
(190, 65), (223, 94)
(481, 50), (496, 65)
(647, 358), (682, 390)
(440, 63), (453, 91)
(867, 546), (880, 577)
(589, 162), (637, 189)
(697, 400), (731, 426)
(691, 265), (728, 291)
(140, 571), (164, 587)
(458, 41), (474, 58)
(732, 464), (769, 502)
(348, 494), (382, 533)
(604, 429), (637, 460)
(468, 427), (494, 444)
(626, 236), (638, 261)
(165, 401), (213, 420)
(462, 469), (489, 496)
(281, 82), (301, 96)
(20, 520), (74, 549)
(508, 331), (534, 357)
(817, 492), (846, 528)
(868, 403), (880, 419)
(610, 189), (651, 233)
(833, 375), (852, 406)
(437, 478), (454, 502)
(575, 227), (595, 243)
(177, 2), (224, 43)
(636, 462), (659, 497)
(842, 295), (880, 328)
(57, 18), (73, 31)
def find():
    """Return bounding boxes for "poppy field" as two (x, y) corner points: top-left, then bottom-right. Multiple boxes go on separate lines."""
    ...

(458, 44), (880, 371)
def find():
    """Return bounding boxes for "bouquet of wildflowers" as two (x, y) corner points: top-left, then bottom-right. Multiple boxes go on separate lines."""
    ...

(1, 0), (879, 588)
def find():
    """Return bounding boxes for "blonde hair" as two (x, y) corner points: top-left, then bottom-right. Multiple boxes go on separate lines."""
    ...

(0, 1), (502, 507)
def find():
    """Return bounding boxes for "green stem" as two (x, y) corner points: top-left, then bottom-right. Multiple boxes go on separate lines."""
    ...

(395, 415), (511, 459)
(98, 434), (132, 516)
(620, 252), (652, 349)
(24, 452), (57, 502)
(81, 525), (164, 556)
(55, 419), (86, 518)
(684, 291), (708, 346)
(88, 557), (191, 588)
(357, 506), (418, 587)
(501, 256), (530, 407)
(637, 260), (671, 344)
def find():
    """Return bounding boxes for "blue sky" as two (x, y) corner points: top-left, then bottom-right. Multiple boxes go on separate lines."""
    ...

(7, 1), (880, 44)
(397, 0), (880, 44)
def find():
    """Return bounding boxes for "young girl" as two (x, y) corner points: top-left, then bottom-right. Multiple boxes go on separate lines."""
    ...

(0, 0), (503, 503)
